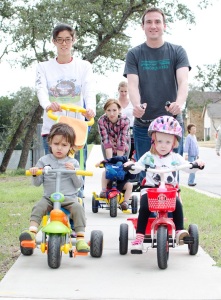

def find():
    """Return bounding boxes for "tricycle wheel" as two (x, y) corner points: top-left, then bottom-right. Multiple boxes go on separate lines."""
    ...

(131, 195), (138, 214)
(157, 226), (169, 270)
(92, 195), (99, 213)
(20, 247), (33, 256)
(119, 223), (128, 255)
(90, 230), (103, 258)
(47, 234), (62, 269)
(188, 224), (199, 255)
(110, 197), (117, 217)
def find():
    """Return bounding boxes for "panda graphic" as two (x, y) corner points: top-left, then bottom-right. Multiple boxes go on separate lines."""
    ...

(152, 165), (177, 186)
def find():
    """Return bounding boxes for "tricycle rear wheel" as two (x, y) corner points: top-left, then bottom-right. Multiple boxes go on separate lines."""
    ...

(47, 234), (62, 269)
(188, 224), (199, 255)
(90, 230), (103, 258)
(119, 223), (128, 255)
(131, 195), (138, 214)
(157, 226), (169, 270)
(92, 195), (99, 213)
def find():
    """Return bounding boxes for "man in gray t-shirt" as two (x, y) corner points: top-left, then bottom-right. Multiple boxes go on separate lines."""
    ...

(124, 7), (191, 182)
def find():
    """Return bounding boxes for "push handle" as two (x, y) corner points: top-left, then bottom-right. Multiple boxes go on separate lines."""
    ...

(165, 101), (177, 118)
(25, 170), (43, 176)
(47, 104), (94, 126)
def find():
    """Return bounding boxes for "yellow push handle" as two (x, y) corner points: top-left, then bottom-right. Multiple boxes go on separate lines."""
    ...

(26, 170), (43, 176)
(47, 104), (94, 126)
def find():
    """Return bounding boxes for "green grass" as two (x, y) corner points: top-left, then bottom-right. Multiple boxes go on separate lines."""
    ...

(0, 170), (220, 280)
(181, 186), (221, 266)
(0, 175), (43, 280)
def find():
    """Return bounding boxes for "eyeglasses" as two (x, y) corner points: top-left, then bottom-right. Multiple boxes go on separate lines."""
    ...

(55, 38), (73, 44)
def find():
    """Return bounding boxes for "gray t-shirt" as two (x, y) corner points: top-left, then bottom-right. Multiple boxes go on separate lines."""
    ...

(124, 42), (191, 127)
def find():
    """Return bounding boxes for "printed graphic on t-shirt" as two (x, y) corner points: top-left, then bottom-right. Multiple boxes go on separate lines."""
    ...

(152, 165), (177, 186)
(141, 59), (170, 71)
(49, 79), (81, 104)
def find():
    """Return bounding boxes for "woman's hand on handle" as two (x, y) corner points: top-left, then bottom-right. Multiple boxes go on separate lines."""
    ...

(82, 108), (95, 120)
(46, 102), (62, 112)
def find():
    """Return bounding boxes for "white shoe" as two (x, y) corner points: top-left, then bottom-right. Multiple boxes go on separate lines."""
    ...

(131, 240), (143, 254)
(176, 230), (189, 245)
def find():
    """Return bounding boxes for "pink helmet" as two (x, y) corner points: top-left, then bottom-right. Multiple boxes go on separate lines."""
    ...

(148, 115), (182, 141)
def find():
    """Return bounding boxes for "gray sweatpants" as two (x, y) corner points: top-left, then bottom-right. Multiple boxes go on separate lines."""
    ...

(30, 196), (86, 233)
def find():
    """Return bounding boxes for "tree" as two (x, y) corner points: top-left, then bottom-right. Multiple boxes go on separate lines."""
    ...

(194, 59), (221, 92)
(0, 88), (41, 173)
(0, 0), (208, 172)
(0, 0), (16, 60)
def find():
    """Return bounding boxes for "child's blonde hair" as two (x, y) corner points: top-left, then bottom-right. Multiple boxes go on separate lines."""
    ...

(149, 132), (179, 155)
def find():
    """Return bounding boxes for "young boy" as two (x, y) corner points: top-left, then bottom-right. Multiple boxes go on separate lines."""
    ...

(95, 156), (135, 210)
(184, 123), (199, 186)
(19, 123), (90, 253)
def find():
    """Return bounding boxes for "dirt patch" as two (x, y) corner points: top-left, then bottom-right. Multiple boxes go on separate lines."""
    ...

(0, 176), (28, 183)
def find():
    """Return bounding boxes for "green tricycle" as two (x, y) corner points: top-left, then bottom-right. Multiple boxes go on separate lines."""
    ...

(21, 167), (103, 269)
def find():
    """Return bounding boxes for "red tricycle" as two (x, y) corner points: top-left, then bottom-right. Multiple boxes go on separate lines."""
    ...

(119, 162), (202, 270)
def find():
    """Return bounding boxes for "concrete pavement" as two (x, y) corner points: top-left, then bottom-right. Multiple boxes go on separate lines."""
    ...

(0, 145), (220, 300)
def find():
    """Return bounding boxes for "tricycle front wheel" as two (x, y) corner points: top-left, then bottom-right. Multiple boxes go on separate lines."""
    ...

(157, 226), (169, 270)
(47, 234), (62, 269)
(110, 197), (117, 217)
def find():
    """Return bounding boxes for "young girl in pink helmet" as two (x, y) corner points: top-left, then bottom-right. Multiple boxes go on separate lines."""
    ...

(124, 115), (205, 254)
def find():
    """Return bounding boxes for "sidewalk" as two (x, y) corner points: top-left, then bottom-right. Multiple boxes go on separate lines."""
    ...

(0, 145), (221, 300)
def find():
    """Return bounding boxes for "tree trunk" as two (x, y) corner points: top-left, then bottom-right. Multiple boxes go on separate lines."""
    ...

(0, 121), (28, 173)
(18, 105), (43, 169)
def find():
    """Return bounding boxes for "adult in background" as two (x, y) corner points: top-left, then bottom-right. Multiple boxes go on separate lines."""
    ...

(36, 23), (96, 197)
(123, 7), (191, 182)
(215, 125), (221, 156)
(98, 99), (130, 159)
(117, 81), (135, 159)
(184, 123), (199, 186)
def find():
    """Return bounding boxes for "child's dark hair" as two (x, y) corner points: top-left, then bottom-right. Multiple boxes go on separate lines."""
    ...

(47, 123), (76, 153)
(187, 123), (196, 133)
(52, 23), (76, 40)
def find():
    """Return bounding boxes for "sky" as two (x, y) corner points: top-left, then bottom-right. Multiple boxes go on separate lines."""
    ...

(0, 0), (220, 98)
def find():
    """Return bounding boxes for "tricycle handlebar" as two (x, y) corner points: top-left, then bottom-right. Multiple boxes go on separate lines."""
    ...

(125, 162), (204, 174)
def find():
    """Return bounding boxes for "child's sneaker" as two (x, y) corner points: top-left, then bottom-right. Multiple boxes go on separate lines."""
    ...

(131, 240), (143, 254)
(120, 201), (129, 210)
(76, 240), (90, 252)
(99, 190), (107, 198)
(19, 230), (36, 256)
(176, 229), (189, 245)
